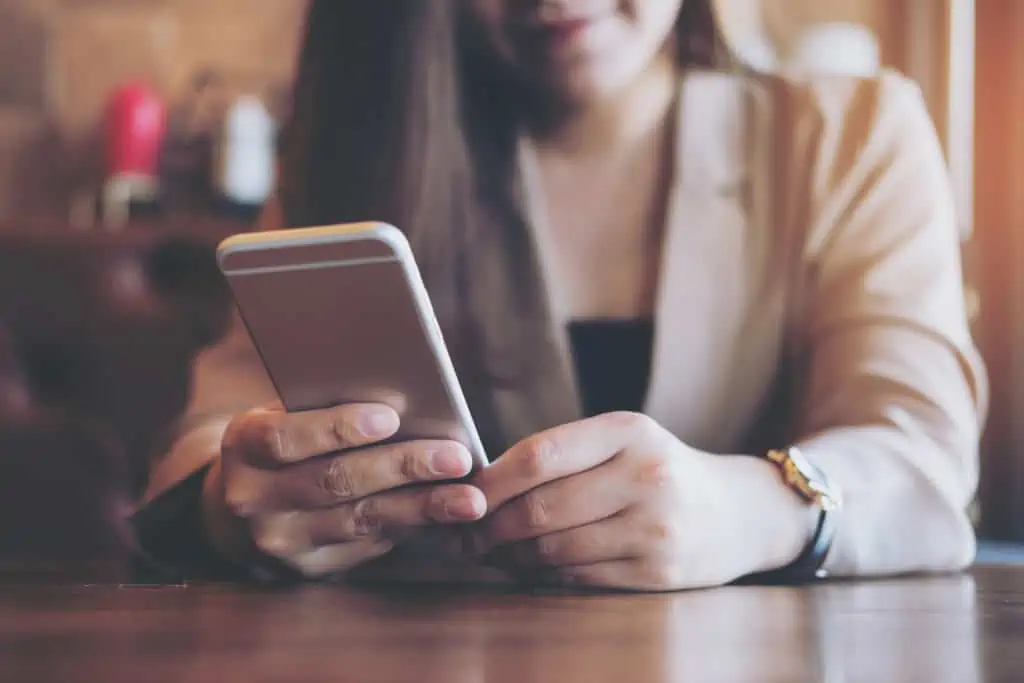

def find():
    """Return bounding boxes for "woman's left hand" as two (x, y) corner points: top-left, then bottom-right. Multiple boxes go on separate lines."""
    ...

(468, 412), (808, 591)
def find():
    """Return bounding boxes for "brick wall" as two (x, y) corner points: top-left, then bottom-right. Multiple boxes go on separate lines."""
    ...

(0, 0), (306, 223)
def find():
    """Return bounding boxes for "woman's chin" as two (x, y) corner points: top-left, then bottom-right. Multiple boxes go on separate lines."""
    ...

(534, 62), (645, 110)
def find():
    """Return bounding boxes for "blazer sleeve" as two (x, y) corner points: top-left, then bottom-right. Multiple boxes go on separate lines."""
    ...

(141, 191), (280, 505)
(130, 282), (278, 581)
(788, 72), (988, 577)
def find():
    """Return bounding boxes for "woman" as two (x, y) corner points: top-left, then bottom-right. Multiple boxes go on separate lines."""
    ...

(135, 0), (987, 590)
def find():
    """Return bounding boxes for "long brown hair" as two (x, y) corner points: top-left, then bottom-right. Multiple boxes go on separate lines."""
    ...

(279, 0), (730, 386)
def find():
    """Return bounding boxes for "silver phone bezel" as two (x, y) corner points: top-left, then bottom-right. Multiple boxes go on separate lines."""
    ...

(217, 222), (489, 469)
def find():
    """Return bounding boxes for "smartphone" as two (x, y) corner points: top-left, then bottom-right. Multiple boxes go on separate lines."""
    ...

(216, 222), (488, 470)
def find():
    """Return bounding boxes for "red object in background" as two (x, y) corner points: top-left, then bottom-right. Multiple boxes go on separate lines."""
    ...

(104, 82), (167, 179)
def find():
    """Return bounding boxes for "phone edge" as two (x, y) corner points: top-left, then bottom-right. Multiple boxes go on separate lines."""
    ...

(216, 223), (491, 470)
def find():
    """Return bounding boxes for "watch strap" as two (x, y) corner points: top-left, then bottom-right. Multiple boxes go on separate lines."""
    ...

(734, 448), (841, 585)
(737, 504), (837, 585)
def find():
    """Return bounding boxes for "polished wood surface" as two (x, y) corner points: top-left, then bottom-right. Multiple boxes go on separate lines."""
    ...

(2, 566), (1024, 683)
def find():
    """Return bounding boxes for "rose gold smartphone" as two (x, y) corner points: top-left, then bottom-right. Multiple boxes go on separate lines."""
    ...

(216, 222), (488, 470)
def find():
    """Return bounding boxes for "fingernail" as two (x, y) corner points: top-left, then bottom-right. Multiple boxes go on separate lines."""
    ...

(429, 448), (471, 477)
(442, 493), (482, 521)
(359, 409), (398, 438)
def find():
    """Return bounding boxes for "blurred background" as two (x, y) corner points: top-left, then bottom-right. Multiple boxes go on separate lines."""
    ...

(0, 0), (969, 228)
(1, 0), (1021, 574)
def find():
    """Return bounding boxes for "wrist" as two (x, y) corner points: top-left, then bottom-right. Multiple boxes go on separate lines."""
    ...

(200, 457), (256, 568)
(199, 459), (317, 584)
(131, 459), (256, 583)
(717, 455), (814, 576)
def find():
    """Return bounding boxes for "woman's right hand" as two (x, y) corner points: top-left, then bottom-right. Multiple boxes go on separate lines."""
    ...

(201, 402), (487, 578)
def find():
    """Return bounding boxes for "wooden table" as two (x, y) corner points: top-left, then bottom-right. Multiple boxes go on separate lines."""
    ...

(2, 567), (1023, 683)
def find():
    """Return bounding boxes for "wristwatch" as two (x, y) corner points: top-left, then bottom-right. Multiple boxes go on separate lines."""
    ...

(743, 447), (843, 584)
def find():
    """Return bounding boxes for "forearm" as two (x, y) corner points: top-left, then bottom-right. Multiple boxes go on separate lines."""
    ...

(133, 294), (280, 577)
(131, 420), (254, 582)
(142, 418), (270, 570)
(798, 427), (976, 577)
(717, 455), (811, 578)
(141, 417), (230, 506)
(141, 304), (277, 507)
(785, 333), (982, 578)
(720, 434), (974, 583)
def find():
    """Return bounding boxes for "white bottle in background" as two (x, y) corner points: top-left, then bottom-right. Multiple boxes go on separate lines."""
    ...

(216, 96), (276, 207)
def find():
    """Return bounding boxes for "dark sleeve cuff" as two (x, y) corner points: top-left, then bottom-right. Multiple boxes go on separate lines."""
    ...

(130, 464), (293, 584)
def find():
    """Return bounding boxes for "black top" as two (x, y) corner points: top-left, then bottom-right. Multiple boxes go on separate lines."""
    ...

(131, 320), (657, 582)
(568, 319), (655, 417)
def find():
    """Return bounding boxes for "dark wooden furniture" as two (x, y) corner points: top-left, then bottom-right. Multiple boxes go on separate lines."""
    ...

(0, 221), (241, 573)
(2, 566), (1023, 683)
(0, 221), (241, 482)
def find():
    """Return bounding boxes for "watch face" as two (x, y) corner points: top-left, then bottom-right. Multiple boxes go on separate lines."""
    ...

(787, 448), (815, 475)
(787, 448), (843, 511)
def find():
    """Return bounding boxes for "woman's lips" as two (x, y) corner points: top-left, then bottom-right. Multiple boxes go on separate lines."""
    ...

(520, 15), (608, 52)
(537, 18), (595, 45)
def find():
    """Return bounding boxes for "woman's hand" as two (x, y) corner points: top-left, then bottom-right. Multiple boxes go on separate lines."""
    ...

(469, 412), (810, 591)
(202, 403), (487, 579)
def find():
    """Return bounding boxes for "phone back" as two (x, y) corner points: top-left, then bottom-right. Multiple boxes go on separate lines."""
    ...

(217, 223), (488, 468)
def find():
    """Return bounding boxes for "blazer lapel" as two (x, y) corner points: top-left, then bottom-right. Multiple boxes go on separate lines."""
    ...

(644, 71), (785, 453)
(477, 71), (784, 455)
(464, 141), (582, 455)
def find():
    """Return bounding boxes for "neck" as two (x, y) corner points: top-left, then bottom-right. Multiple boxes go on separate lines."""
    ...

(528, 51), (680, 157)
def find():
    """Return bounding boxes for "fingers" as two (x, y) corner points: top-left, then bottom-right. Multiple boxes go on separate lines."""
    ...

(487, 512), (642, 569)
(474, 411), (663, 510)
(475, 458), (635, 550)
(251, 484), (487, 557)
(243, 440), (475, 513)
(309, 484), (486, 547)
(224, 403), (400, 468)
(216, 404), (488, 580)
(491, 510), (688, 592)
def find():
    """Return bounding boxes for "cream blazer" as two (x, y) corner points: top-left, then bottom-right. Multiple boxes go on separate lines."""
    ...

(157, 69), (987, 577)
